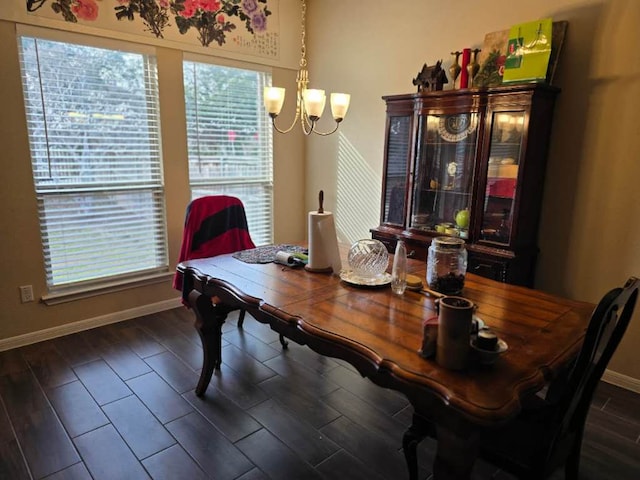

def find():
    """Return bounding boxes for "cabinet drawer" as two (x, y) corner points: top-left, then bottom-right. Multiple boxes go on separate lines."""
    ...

(468, 254), (509, 283)
(371, 233), (396, 254)
(371, 233), (428, 262)
(404, 240), (427, 262)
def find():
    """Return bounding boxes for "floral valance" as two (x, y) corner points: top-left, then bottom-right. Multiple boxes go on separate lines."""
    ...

(23, 0), (280, 57)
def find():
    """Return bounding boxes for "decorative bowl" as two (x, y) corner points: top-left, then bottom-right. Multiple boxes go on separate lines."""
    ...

(347, 239), (389, 278)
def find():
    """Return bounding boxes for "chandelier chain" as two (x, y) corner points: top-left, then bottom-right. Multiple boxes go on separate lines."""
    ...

(299, 0), (307, 69)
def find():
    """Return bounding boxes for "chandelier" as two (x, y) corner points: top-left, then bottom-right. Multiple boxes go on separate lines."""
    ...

(263, 0), (350, 136)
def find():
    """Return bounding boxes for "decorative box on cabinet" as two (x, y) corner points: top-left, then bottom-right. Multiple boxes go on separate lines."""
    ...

(371, 84), (559, 287)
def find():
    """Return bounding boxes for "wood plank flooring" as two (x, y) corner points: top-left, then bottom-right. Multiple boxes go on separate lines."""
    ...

(1, 307), (639, 479)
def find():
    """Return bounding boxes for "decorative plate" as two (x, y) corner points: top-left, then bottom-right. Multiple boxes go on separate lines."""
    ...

(340, 271), (392, 288)
(437, 114), (478, 142)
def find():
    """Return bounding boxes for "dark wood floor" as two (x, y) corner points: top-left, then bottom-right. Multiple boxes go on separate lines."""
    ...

(1, 307), (639, 480)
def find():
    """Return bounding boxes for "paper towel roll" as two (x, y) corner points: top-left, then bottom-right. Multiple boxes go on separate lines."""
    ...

(306, 210), (342, 274)
(275, 251), (295, 266)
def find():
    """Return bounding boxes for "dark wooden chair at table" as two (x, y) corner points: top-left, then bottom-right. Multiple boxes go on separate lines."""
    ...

(478, 276), (638, 479)
(403, 277), (639, 480)
(173, 195), (288, 366)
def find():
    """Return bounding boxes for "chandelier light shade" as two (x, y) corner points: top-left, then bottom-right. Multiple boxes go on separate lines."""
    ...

(264, 87), (286, 115)
(264, 0), (350, 136)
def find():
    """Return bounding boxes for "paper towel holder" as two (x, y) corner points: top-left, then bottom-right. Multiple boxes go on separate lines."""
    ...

(305, 190), (337, 274)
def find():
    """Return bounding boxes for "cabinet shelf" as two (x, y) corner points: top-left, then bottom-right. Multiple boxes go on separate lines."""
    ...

(491, 142), (522, 146)
(487, 194), (515, 200)
(372, 84), (560, 287)
(422, 189), (472, 195)
(424, 141), (478, 146)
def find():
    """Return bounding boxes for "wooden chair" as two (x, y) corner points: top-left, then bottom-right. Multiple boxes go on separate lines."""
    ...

(477, 276), (639, 479)
(174, 195), (287, 352)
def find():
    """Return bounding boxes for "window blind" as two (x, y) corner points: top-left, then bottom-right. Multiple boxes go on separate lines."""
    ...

(183, 60), (274, 246)
(18, 36), (167, 289)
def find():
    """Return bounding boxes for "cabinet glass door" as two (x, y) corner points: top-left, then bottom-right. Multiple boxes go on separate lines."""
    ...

(411, 112), (479, 238)
(382, 116), (411, 225)
(480, 111), (525, 244)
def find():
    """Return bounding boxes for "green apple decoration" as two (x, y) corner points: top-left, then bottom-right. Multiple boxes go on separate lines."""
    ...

(455, 209), (470, 229)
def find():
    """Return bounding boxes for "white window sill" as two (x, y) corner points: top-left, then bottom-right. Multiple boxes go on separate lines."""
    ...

(41, 271), (174, 306)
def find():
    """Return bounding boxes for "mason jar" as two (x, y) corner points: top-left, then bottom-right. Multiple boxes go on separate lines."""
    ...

(426, 237), (468, 295)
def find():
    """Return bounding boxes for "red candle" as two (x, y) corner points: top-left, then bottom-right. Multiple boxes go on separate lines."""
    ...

(460, 48), (471, 88)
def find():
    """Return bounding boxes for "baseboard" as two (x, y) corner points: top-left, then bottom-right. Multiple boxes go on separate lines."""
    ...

(0, 297), (183, 352)
(602, 369), (640, 394)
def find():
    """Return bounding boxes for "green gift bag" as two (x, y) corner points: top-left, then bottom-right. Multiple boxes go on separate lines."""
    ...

(503, 18), (552, 84)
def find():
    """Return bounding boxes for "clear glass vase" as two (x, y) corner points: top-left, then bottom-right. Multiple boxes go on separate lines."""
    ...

(391, 240), (407, 295)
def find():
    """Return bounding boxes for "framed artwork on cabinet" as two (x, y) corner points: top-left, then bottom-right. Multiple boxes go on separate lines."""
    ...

(474, 29), (510, 87)
(473, 20), (568, 87)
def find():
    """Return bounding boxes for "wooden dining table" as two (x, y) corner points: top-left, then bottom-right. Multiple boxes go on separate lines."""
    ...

(177, 247), (594, 480)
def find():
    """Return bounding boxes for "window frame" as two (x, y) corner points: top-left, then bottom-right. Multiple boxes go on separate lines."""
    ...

(17, 26), (170, 302)
(182, 53), (275, 246)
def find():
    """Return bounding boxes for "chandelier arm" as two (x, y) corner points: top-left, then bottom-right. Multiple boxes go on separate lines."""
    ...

(308, 121), (342, 136)
(270, 115), (299, 134)
(299, 112), (314, 136)
(271, 73), (306, 134)
(301, 111), (314, 130)
(273, 115), (341, 136)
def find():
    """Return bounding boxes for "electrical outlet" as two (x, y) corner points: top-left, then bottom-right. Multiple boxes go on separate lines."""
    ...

(19, 285), (34, 303)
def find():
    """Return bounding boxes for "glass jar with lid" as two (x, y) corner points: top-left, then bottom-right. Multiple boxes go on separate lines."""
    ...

(426, 237), (468, 295)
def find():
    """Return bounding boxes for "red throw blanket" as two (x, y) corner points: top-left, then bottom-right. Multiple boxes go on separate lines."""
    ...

(173, 195), (255, 291)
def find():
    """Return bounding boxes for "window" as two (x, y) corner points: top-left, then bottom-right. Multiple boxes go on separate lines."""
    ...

(183, 59), (273, 246)
(18, 34), (167, 290)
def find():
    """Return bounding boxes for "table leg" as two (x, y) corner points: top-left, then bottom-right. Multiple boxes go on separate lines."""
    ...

(403, 412), (478, 480)
(187, 290), (228, 397)
(403, 413), (434, 480)
(432, 424), (479, 480)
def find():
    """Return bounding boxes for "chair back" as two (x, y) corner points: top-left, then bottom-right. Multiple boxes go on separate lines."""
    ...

(173, 195), (255, 290)
(557, 277), (638, 438)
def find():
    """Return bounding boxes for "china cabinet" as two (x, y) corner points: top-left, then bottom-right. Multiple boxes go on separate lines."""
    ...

(371, 84), (559, 286)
